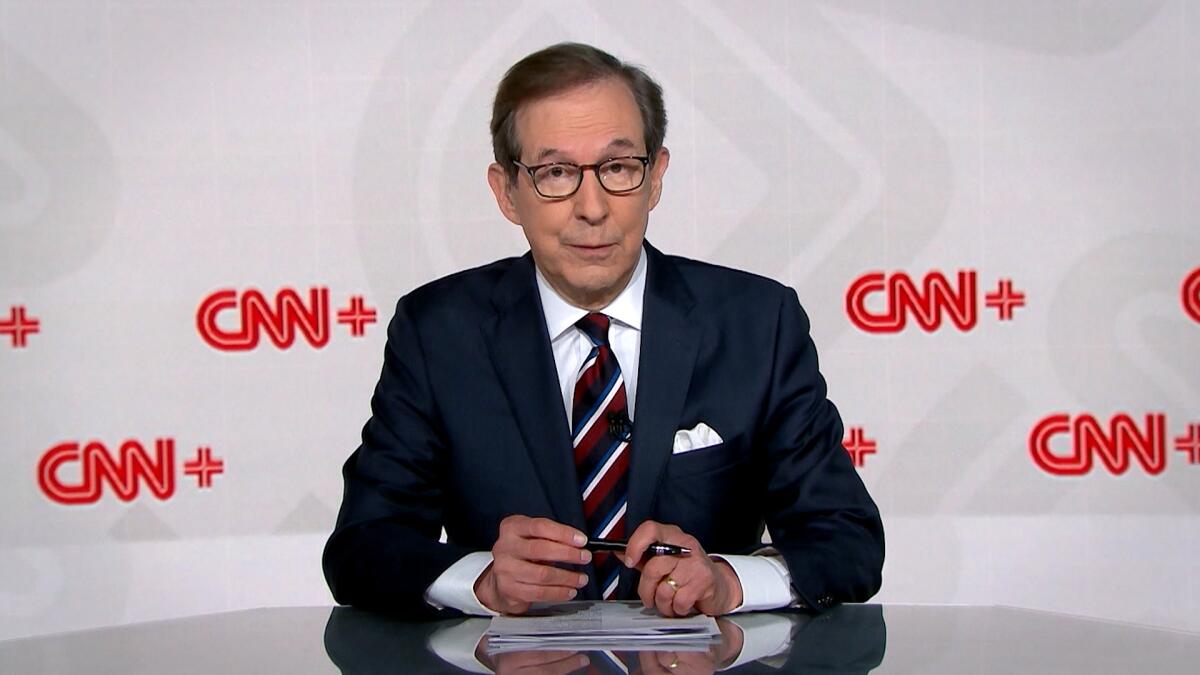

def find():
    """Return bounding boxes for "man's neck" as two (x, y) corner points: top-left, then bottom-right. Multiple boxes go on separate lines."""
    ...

(534, 248), (648, 339)
(533, 247), (648, 313)
(542, 271), (635, 311)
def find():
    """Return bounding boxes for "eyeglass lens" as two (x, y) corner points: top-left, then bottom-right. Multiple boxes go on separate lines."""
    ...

(532, 158), (645, 197)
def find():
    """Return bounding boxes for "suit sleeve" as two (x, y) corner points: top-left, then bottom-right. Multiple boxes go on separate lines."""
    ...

(760, 288), (884, 611)
(322, 296), (472, 617)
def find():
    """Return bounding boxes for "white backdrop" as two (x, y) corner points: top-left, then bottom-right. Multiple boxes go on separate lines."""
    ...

(1, 0), (1197, 640)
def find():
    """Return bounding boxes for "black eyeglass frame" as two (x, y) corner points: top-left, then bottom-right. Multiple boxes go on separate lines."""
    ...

(512, 155), (651, 198)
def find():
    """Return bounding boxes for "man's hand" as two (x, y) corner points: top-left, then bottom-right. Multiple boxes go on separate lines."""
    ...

(625, 520), (743, 617)
(475, 640), (589, 675)
(475, 515), (592, 615)
(636, 618), (745, 674)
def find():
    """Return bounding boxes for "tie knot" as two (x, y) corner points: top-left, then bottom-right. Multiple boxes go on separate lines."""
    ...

(576, 312), (611, 345)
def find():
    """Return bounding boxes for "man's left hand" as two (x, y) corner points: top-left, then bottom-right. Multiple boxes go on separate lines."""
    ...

(636, 618), (744, 674)
(624, 521), (743, 617)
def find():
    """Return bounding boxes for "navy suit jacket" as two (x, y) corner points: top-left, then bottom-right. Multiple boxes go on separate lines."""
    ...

(323, 242), (884, 617)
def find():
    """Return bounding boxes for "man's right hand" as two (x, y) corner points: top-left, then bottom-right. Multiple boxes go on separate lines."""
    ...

(474, 515), (592, 614)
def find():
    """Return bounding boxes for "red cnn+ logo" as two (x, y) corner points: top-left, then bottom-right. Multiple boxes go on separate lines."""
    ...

(196, 286), (376, 351)
(1029, 413), (1167, 476)
(845, 270), (1025, 333)
(37, 438), (224, 505)
(1183, 267), (1200, 325)
(842, 427), (877, 468)
(0, 305), (40, 348)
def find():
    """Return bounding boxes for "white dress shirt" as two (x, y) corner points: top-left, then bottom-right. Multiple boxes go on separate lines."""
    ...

(425, 248), (798, 614)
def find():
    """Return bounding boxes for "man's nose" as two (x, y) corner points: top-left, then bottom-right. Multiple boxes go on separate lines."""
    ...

(572, 168), (610, 224)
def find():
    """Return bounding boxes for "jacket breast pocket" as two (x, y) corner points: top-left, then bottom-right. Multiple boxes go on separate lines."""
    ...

(658, 442), (755, 548)
(665, 442), (745, 479)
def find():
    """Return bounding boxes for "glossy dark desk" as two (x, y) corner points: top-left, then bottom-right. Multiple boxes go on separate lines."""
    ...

(2, 604), (1197, 673)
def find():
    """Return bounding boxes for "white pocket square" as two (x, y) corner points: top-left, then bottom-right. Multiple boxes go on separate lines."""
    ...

(672, 422), (724, 454)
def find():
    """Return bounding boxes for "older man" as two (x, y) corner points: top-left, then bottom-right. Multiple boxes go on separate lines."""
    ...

(324, 43), (883, 618)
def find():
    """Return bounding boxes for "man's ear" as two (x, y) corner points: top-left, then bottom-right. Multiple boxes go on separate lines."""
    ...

(647, 146), (670, 211)
(487, 163), (522, 225)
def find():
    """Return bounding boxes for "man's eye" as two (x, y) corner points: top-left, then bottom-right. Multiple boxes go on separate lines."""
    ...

(604, 163), (625, 175)
(542, 165), (576, 180)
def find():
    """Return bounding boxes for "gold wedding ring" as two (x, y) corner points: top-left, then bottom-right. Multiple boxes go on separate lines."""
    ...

(664, 577), (679, 591)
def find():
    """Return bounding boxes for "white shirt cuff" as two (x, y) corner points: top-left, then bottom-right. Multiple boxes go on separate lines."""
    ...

(721, 613), (795, 670)
(426, 619), (492, 673)
(712, 553), (797, 613)
(424, 551), (500, 616)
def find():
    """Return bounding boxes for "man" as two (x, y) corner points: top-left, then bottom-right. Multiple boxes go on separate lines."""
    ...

(324, 43), (883, 619)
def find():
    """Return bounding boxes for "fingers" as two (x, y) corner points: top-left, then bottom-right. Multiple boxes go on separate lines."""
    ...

(625, 520), (702, 569)
(487, 515), (591, 614)
(672, 574), (713, 616)
(633, 534), (731, 616)
(494, 558), (589, 590)
(623, 520), (673, 568)
(669, 556), (719, 615)
(503, 515), (587, 548)
(636, 651), (669, 675)
(485, 563), (586, 612)
(645, 651), (714, 675)
(651, 562), (709, 617)
(500, 579), (583, 605)
(633, 525), (712, 616)
(650, 651), (679, 675)
(494, 651), (589, 675)
(495, 535), (592, 566)
(655, 574), (682, 616)
(641, 559), (701, 617)
(637, 554), (677, 609)
(659, 651), (714, 675)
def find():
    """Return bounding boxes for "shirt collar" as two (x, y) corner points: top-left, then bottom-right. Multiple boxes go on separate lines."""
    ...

(535, 246), (647, 341)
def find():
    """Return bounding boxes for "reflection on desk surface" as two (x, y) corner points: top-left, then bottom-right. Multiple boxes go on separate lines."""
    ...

(325, 604), (885, 674)
(1, 604), (1198, 674)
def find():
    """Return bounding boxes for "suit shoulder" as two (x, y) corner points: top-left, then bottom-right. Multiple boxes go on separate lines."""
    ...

(396, 255), (523, 318)
(664, 253), (793, 305)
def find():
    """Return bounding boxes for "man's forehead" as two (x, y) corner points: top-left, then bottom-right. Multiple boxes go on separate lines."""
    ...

(530, 138), (638, 163)
(513, 79), (645, 161)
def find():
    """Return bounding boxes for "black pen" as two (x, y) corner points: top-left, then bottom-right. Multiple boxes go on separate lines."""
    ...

(586, 538), (691, 556)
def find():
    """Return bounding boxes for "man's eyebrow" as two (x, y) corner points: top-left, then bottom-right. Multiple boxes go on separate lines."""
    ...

(605, 138), (638, 152)
(530, 138), (641, 163)
(532, 147), (566, 163)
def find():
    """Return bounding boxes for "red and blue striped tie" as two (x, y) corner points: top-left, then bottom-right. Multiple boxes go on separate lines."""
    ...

(572, 313), (630, 600)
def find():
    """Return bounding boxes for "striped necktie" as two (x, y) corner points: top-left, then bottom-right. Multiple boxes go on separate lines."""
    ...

(572, 312), (631, 600)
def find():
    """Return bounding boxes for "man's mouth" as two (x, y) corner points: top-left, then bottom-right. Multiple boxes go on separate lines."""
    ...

(566, 243), (617, 259)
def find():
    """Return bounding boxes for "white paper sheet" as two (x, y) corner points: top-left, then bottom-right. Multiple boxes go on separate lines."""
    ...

(485, 601), (721, 653)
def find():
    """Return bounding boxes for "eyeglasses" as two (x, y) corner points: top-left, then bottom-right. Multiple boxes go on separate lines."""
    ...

(513, 156), (650, 198)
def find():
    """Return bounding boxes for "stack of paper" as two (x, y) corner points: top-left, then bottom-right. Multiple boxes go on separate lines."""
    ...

(485, 601), (721, 654)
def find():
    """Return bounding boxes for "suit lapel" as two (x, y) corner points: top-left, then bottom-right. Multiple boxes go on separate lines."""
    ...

(481, 255), (587, 533)
(628, 243), (700, 538)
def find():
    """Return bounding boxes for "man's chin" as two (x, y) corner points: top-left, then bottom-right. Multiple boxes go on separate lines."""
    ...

(557, 275), (627, 309)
